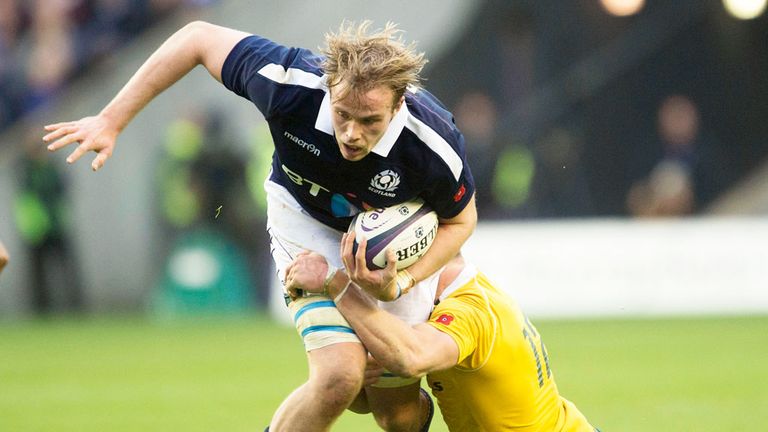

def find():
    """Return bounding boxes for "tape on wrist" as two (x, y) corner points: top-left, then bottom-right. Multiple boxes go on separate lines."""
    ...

(322, 264), (338, 296)
(334, 279), (353, 303)
(394, 269), (416, 300)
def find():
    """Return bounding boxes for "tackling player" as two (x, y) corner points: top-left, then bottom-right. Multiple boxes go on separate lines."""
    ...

(43, 20), (476, 431)
(285, 236), (599, 431)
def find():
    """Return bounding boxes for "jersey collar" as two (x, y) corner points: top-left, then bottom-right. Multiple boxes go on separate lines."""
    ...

(370, 101), (408, 157)
(315, 90), (409, 158)
(315, 90), (335, 136)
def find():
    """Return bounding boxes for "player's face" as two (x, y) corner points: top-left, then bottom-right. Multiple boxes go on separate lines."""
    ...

(330, 85), (403, 161)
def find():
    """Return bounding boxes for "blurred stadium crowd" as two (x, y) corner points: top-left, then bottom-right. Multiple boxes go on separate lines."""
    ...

(429, 0), (767, 219)
(0, 0), (209, 130)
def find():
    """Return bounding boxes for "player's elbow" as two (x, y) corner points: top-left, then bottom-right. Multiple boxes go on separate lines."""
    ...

(396, 365), (426, 380)
(388, 331), (457, 378)
(174, 21), (211, 59)
(385, 351), (428, 379)
(387, 362), (420, 380)
(182, 20), (213, 35)
(179, 21), (219, 47)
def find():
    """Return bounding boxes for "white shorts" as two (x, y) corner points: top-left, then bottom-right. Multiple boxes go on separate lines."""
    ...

(266, 181), (440, 387)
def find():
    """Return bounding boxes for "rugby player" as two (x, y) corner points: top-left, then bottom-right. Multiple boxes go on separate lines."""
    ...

(285, 236), (599, 431)
(43, 21), (476, 431)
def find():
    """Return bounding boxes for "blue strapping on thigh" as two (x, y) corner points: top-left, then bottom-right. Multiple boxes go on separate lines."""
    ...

(293, 300), (336, 322)
(301, 325), (356, 338)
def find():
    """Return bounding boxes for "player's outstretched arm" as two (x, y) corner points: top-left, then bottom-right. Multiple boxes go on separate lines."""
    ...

(43, 21), (250, 171)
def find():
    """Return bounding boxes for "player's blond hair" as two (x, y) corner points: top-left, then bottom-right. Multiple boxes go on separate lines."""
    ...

(321, 21), (427, 105)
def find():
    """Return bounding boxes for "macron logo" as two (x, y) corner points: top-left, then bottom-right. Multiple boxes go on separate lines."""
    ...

(284, 131), (320, 157)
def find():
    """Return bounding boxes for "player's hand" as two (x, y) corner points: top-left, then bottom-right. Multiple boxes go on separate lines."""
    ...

(341, 232), (399, 301)
(0, 241), (8, 273)
(285, 251), (330, 299)
(43, 114), (120, 172)
(363, 353), (385, 387)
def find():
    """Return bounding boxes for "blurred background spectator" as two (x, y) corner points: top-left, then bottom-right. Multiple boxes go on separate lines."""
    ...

(453, 90), (502, 217)
(625, 94), (724, 217)
(151, 107), (262, 315)
(0, 0), (205, 133)
(13, 128), (83, 314)
(427, 0), (767, 219)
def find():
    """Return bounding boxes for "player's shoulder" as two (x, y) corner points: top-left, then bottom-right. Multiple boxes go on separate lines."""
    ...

(229, 34), (325, 77)
(437, 267), (514, 317)
(400, 88), (468, 179)
(428, 281), (489, 363)
(404, 88), (460, 140)
(434, 265), (486, 311)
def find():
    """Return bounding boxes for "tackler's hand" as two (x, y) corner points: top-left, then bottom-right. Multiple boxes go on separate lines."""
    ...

(363, 353), (385, 387)
(285, 251), (336, 299)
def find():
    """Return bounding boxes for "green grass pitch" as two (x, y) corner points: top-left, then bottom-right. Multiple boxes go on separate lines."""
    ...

(1, 314), (766, 431)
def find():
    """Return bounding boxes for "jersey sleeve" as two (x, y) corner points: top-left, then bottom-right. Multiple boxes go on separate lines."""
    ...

(427, 295), (491, 367)
(220, 35), (323, 117)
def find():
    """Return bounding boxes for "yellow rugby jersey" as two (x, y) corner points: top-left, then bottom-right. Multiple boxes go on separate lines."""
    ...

(426, 267), (595, 432)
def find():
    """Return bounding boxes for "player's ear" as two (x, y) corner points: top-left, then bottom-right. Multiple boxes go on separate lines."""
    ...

(394, 95), (405, 112)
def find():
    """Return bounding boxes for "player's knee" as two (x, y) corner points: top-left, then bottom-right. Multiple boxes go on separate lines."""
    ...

(368, 386), (426, 432)
(312, 367), (364, 410)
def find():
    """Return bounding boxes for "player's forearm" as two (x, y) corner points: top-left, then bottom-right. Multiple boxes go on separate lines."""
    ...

(407, 194), (477, 284)
(328, 273), (431, 378)
(99, 21), (227, 131)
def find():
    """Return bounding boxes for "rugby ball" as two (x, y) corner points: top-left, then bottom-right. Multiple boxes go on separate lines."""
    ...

(351, 199), (438, 270)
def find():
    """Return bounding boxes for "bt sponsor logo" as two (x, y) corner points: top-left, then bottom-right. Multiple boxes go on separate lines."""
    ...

(281, 164), (329, 196)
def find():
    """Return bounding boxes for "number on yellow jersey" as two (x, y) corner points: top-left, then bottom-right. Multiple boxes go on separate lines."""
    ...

(522, 316), (552, 387)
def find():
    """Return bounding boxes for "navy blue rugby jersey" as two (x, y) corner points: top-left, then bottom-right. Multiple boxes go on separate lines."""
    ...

(221, 35), (474, 232)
